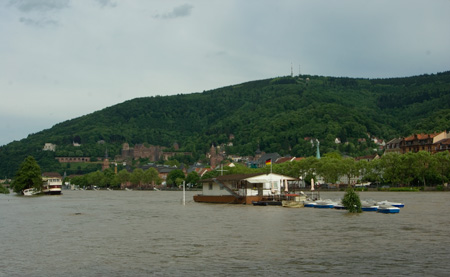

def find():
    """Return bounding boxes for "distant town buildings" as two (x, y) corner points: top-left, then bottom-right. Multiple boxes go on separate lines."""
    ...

(56, 157), (90, 163)
(120, 143), (192, 161)
(43, 143), (56, 151)
(385, 131), (450, 154)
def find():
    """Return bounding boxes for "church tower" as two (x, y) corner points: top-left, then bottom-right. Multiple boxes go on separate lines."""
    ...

(102, 148), (110, 171)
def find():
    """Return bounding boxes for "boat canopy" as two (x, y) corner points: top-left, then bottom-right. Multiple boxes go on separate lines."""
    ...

(243, 173), (296, 184)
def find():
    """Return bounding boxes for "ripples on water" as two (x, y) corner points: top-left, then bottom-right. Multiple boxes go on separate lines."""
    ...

(1, 190), (450, 276)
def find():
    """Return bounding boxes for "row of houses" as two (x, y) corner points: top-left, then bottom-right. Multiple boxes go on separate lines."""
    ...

(385, 131), (450, 154)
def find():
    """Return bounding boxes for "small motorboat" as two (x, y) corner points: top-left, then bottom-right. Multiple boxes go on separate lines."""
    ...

(304, 201), (317, 208)
(361, 205), (378, 212)
(282, 200), (304, 208)
(377, 200), (404, 208)
(282, 194), (306, 208)
(23, 188), (38, 196)
(314, 200), (335, 209)
(333, 203), (347, 210)
(377, 205), (400, 214)
(361, 200), (378, 212)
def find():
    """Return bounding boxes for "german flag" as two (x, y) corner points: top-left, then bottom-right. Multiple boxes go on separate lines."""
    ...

(265, 159), (272, 165)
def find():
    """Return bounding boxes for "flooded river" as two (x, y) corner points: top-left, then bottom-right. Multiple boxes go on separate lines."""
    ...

(1, 190), (449, 276)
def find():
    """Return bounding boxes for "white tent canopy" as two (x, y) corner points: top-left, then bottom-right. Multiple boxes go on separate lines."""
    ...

(244, 173), (296, 183)
(244, 173), (297, 195)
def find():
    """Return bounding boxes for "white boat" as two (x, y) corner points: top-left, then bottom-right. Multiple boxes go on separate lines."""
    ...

(361, 200), (379, 212)
(23, 188), (38, 196)
(377, 205), (400, 214)
(333, 202), (347, 210)
(282, 194), (306, 208)
(125, 188), (133, 191)
(314, 199), (335, 209)
(304, 201), (317, 207)
(377, 200), (404, 208)
(42, 177), (62, 195)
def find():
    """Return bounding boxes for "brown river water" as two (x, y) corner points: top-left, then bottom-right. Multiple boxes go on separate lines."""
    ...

(1, 190), (449, 276)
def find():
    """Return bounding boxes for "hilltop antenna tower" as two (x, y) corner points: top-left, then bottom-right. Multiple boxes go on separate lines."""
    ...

(291, 63), (293, 77)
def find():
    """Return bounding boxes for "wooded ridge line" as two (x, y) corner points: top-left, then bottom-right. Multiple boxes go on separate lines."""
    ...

(1, 71), (449, 177)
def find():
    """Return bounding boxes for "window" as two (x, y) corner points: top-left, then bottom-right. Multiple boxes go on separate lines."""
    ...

(209, 183), (213, 190)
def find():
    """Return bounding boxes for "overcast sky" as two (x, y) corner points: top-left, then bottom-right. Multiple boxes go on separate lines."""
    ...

(1, 0), (449, 146)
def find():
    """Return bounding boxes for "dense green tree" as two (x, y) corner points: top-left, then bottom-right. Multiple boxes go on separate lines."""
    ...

(130, 168), (144, 188)
(0, 183), (10, 194)
(143, 168), (160, 188)
(166, 169), (185, 186)
(11, 156), (42, 194)
(86, 171), (104, 187)
(432, 151), (450, 185)
(164, 159), (180, 167)
(379, 153), (403, 186)
(102, 168), (116, 188)
(70, 175), (88, 188)
(185, 171), (200, 187)
(117, 169), (130, 187)
(342, 187), (362, 213)
(316, 154), (343, 184)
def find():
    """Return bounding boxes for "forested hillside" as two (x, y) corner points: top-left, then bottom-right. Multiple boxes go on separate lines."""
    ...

(1, 71), (450, 177)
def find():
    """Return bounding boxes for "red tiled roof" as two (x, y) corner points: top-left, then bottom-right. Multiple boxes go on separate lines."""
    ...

(275, 157), (292, 164)
(42, 172), (62, 178)
(404, 133), (438, 141)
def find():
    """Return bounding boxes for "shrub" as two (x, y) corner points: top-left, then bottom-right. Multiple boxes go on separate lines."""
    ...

(0, 184), (10, 194)
(342, 186), (362, 213)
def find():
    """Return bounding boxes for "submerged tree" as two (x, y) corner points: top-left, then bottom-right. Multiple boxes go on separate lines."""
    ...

(11, 156), (42, 194)
(342, 186), (362, 213)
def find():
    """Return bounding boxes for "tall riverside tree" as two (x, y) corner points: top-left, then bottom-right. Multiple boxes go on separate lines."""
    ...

(167, 169), (185, 187)
(117, 169), (130, 188)
(130, 168), (144, 188)
(433, 151), (450, 185)
(342, 186), (362, 213)
(12, 156), (42, 194)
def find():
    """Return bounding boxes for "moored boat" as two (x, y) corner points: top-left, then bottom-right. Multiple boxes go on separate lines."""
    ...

(281, 194), (306, 208)
(361, 205), (378, 212)
(304, 201), (317, 208)
(377, 200), (404, 208)
(333, 203), (347, 210)
(42, 177), (62, 195)
(281, 200), (304, 208)
(377, 205), (400, 214)
(361, 200), (378, 212)
(314, 200), (335, 209)
(23, 188), (39, 196)
(194, 173), (297, 205)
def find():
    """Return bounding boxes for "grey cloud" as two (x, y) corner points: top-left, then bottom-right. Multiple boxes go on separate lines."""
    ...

(19, 16), (58, 27)
(8, 0), (69, 13)
(154, 3), (193, 19)
(8, 0), (69, 27)
(95, 0), (117, 8)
